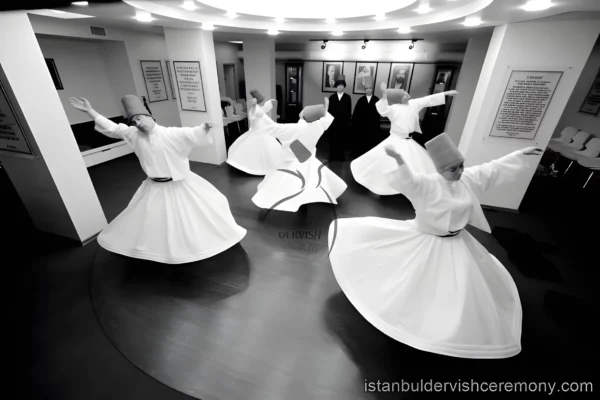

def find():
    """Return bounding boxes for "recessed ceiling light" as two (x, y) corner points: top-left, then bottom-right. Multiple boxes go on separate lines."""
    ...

(267, 29), (279, 35)
(28, 9), (94, 18)
(71, 1), (88, 5)
(462, 17), (482, 26)
(521, 0), (554, 11)
(134, 11), (154, 22)
(415, 5), (433, 13)
(229, 41), (243, 44)
(181, 1), (198, 11)
(202, 23), (215, 30)
(332, 30), (343, 36)
(274, 16), (285, 23)
(397, 26), (412, 33)
(374, 13), (386, 21)
(52, 10), (66, 14)
(325, 18), (336, 24)
(226, 11), (237, 18)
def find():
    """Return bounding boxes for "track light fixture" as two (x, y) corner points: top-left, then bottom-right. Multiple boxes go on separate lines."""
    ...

(409, 40), (416, 50)
(321, 40), (328, 50)
(361, 40), (369, 50)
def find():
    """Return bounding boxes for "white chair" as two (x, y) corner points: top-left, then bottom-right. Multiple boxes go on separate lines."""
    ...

(225, 105), (236, 118)
(576, 157), (600, 189)
(560, 137), (600, 176)
(551, 130), (591, 153)
(234, 103), (246, 116)
(547, 126), (579, 152)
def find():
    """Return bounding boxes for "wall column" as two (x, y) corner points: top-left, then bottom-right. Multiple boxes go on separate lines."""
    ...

(243, 35), (277, 120)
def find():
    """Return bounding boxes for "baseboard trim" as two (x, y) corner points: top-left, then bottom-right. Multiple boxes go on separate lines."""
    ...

(81, 231), (101, 246)
(482, 205), (519, 214)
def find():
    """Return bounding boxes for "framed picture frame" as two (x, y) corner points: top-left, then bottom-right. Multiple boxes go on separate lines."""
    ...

(173, 61), (207, 112)
(44, 58), (63, 90)
(353, 62), (378, 94)
(322, 61), (344, 93)
(578, 67), (600, 116)
(431, 66), (454, 94)
(387, 63), (414, 92)
(140, 60), (168, 103)
(165, 60), (176, 99)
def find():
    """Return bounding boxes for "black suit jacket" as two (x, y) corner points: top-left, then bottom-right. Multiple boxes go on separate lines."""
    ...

(351, 95), (382, 152)
(327, 93), (352, 133)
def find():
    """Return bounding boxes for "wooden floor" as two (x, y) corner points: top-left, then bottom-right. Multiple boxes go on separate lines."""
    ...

(25, 151), (599, 400)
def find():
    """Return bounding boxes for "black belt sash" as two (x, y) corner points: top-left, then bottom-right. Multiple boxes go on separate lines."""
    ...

(437, 230), (462, 238)
(150, 177), (173, 182)
(404, 132), (415, 140)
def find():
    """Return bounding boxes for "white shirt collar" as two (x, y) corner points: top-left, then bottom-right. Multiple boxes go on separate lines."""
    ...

(366, 95), (372, 102)
(337, 92), (343, 100)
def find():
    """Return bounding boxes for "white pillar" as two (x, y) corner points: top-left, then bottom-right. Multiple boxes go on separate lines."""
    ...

(163, 28), (226, 165)
(458, 20), (600, 210)
(0, 12), (107, 242)
(243, 36), (277, 120)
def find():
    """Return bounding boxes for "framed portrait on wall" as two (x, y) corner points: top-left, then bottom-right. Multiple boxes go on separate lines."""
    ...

(431, 66), (454, 94)
(322, 61), (344, 92)
(353, 62), (378, 94)
(387, 63), (413, 91)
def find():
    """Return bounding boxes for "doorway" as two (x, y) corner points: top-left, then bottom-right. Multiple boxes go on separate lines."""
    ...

(285, 63), (303, 123)
(223, 64), (237, 100)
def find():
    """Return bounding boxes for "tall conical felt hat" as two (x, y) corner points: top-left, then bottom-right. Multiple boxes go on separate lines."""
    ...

(425, 132), (465, 172)
(250, 90), (264, 104)
(362, 75), (374, 88)
(385, 89), (408, 105)
(302, 104), (326, 122)
(121, 95), (151, 120)
(334, 74), (346, 87)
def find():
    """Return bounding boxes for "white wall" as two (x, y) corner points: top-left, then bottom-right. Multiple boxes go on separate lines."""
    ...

(214, 41), (245, 100)
(458, 20), (600, 210)
(0, 11), (107, 241)
(445, 31), (493, 145)
(28, 14), (181, 128)
(36, 35), (124, 124)
(553, 36), (600, 138)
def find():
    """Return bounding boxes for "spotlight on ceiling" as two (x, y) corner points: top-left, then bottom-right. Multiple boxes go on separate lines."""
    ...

(415, 5), (433, 14)
(397, 26), (412, 34)
(374, 13), (386, 21)
(267, 29), (279, 35)
(325, 18), (335, 24)
(226, 10), (237, 18)
(522, 0), (554, 11)
(408, 40), (416, 50)
(274, 16), (285, 23)
(321, 40), (328, 50)
(134, 11), (154, 22)
(202, 23), (215, 30)
(181, 1), (198, 11)
(71, 1), (89, 5)
(462, 17), (482, 26)
(361, 40), (369, 50)
(332, 30), (344, 36)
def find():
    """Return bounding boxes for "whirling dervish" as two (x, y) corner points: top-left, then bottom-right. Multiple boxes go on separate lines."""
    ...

(351, 82), (458, 196)
(251, 97), (347, 212)
(330, 132), (543, 359)
(69, 95), (247, 264)
(226, 90), (285, 175)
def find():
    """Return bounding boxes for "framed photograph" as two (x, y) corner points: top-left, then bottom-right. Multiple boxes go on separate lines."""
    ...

(431, 66), (454, 94)
(173, 61), (206, 112)
(353, 62), (378, 94)
(44, 58), (63, 90)
(578, 67), (600, 116)
(165, 61), (176, 99)
(322, 61), (344, 92)
(387, 63), (413, 91)
(140, 60), (168, 103)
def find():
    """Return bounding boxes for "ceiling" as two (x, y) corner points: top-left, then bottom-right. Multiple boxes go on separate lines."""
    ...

(25, 0), (600, 44)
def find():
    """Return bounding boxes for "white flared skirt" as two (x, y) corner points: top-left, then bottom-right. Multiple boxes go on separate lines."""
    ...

(328, 217), (522, 359)
(226, 130), (286, 175)
(98, 173), (247, 264)
(252, 157), (347, 212)
(350, 135), (437, 195)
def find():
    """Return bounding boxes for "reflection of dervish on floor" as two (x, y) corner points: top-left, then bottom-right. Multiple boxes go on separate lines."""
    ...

(252, 97), (347, 213)
(226, 91), (285, 175)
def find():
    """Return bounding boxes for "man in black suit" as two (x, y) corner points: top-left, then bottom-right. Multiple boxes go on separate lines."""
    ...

(326, 74), (352, 161)
(350, 76), (381, 158)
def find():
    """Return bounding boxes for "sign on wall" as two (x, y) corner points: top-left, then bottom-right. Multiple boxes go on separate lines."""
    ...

(490, 70), (563, 140)
(173, 61), (206, 112)
(0, 64), (35, 157)
(140, 60), (168, 103)
(579, 67), (600, 116)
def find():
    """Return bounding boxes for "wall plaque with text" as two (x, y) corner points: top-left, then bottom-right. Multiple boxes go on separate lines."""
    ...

(579, 67), (600, 116)
(173, 61), (206, 112)
(490, 70), (562, 140)
(140, 60), (168, 103)
(0, 64), (35, 156)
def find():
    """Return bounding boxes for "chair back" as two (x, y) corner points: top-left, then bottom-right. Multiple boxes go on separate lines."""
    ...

(569, 131), (591, 150)
(234, 103), (245, 115)
(225, 105), (236, 118)
(579, 137), (600, 157)
(558, 126), (578, 143)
